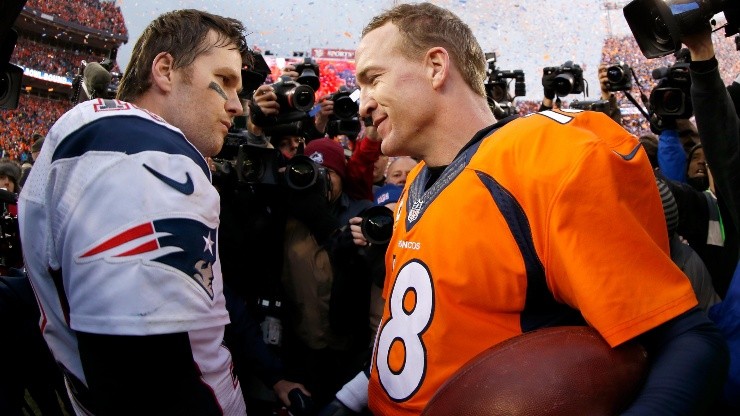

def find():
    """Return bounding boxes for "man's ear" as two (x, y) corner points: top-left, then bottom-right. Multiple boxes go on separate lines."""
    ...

(150, 52), (175, 93)
(425, 47), (450, 90)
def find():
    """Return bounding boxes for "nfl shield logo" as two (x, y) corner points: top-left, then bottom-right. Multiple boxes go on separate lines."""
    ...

(408, 199), (423, 222)
(407, 208), (419, 222)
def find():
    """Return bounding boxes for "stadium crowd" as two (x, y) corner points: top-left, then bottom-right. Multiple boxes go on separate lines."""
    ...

(12, 37), (112, 78)
(25, 0), (127, 37)
(0, 95), (70, 161)
(4, 33), (740, 161)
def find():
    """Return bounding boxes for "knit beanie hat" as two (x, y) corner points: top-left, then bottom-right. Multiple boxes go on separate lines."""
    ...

(305, 138), (346, 180)
(687, 143), (703, 162)
(0, 160), (21, 191)
(31, 136), (45, 153)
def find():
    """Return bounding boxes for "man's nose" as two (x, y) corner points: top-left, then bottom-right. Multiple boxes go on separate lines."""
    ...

(359, 90), (375, 119)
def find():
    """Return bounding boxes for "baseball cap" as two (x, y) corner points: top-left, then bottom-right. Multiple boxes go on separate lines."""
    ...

(374, 184), (403, 207)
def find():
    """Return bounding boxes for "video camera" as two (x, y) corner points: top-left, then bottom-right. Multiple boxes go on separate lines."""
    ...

(1, 0), (27, 110)
(624, 0), (740, 59)
(483, 52), (525, 118)
(326, 86), (361, 139)
(543, 61), (585, 97)
(649, 56), (692, 118)
(605, 62), (633, 92)
(70, 57), (120, 104)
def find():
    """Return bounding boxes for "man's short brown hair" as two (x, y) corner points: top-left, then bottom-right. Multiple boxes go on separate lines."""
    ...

(362, 2), (487, 97)
(117, 9), (249, 102)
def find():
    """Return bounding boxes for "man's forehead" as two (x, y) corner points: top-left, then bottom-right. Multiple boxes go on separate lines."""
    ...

(357, 23), (398, 61)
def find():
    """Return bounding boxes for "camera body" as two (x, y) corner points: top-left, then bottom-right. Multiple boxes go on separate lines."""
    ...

(293, 57), (321, 91)
(649, 61), (692, 118)
(251, 75), (318, 137)
(543, 61), (584, 97)
(325, 86), (361, 139)
(605, 62), (633, 92)
(329, 87), (359, 121)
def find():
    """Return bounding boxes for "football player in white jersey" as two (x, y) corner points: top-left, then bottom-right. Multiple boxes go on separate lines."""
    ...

(19, 10), (250, 415)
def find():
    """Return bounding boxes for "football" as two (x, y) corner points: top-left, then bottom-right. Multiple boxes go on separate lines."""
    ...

(421, 326), (648, 416)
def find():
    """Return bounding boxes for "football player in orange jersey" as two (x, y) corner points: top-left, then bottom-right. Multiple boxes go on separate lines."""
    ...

(318, 2), (729, 416)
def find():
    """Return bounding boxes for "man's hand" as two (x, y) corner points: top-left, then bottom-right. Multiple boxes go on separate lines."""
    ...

(249, 84), (279, 130)
(282, 63), (300, 81)
(315, 94), (335, 135)
(598, 63), (613, 100)
(682, 29), (714, 62)
(349, 216), (368, 247)
(273, 381), (311, 410)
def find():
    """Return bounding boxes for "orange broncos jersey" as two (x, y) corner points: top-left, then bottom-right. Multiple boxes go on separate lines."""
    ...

(368, 109), (698, 416)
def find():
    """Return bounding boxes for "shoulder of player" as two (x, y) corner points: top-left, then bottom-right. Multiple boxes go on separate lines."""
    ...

(481, 110), (634, 162)
(50, 100), (208, 176)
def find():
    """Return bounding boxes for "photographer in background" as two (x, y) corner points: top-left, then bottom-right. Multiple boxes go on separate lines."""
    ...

(680, 27), (740, 411)
(597, 63), (624, 124)
(279, 137), (376, 409)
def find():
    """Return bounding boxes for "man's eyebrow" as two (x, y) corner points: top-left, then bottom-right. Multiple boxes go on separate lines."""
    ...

(215, 67), (243, 94)
(356, 66), (380, 84)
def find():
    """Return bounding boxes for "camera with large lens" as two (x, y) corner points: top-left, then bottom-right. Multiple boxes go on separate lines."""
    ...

(272, 75), (316, 117)
(325, 86), (361, 139)
(543, 61), (585, 97)
(293, 57), (321, 91)
(329, 87), (360, 120)
(359, 205), (394, 245)
(649, 61), (692, 118)
(283, 154), (330, 194)
(251, 75), (318, 137)
(605, 62), (633, 92)
(623, 0), (740, 59)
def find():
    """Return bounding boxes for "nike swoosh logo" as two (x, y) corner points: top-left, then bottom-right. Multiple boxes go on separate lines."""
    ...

(143, 164), (194, 195)
(612, 143), (642, 161)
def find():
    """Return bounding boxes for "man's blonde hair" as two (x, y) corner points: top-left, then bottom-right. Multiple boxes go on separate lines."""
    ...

(362, 2), (487, 97)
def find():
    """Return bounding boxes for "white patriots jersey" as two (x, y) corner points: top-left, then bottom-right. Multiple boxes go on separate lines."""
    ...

(18, 99), (245, 415)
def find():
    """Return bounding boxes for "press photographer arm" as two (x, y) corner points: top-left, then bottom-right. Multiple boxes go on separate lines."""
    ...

(683, 30), (740, 233)
(314, 94), (334, 135)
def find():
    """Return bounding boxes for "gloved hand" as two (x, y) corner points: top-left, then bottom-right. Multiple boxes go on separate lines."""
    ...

(542, 71), (556, 100)
(316, 399), (360, 416)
